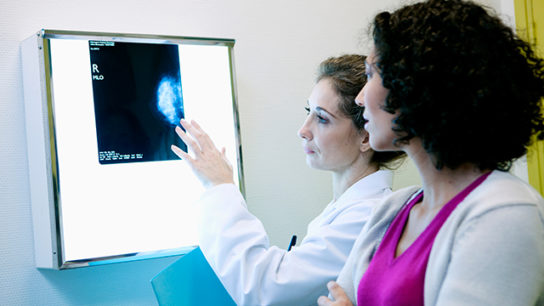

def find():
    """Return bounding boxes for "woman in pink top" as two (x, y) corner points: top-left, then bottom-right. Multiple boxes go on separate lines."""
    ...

(318, 0), (544, 305)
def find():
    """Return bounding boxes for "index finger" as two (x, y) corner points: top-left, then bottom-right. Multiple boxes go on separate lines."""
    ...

(175, 125), (202, 155)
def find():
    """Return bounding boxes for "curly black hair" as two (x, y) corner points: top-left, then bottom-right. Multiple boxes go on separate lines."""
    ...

(371, 0), (544, 170)
(317, 55), (405, 169)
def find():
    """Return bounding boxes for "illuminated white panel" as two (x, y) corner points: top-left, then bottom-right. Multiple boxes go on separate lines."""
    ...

(22, 31), (241, 268)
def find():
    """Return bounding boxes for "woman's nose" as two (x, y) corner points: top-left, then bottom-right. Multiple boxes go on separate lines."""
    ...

(355, 86), (365, 107)
(297, 116), (312, 140)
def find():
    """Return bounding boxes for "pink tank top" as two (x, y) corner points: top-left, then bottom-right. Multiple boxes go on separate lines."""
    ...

(357, 172), (491, 305)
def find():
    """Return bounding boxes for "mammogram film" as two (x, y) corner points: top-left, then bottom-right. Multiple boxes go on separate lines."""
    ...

(89, 40), (187, 165)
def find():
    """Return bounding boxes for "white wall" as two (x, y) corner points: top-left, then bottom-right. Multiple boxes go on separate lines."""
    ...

(0, 0), (513, 305)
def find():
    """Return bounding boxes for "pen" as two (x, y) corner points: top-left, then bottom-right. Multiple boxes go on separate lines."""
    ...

(287, 235), (297, 251)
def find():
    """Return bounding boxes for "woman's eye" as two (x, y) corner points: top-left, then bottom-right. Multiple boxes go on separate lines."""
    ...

(305, 106), (328, 123)
(317, 115), (328, 124)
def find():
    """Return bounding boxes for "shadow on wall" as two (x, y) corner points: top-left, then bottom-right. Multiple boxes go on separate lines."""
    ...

(37, 256), (179, 305)
(392, 159), (422, 191)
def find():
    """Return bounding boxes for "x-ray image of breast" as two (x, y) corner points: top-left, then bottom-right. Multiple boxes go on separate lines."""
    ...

(157, 76), (184, 126)
(89, 41), (187, 165)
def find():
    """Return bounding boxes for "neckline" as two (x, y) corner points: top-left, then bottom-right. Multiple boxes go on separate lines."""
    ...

(391, 171), (493, 261)
(391, 192), (423, 262)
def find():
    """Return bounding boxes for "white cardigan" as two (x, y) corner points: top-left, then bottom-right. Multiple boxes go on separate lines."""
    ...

(336, 170), (544, 305)
(197, 170), (392, 306)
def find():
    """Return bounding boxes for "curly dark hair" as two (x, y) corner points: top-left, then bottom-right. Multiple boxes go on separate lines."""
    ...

(317, 54), (405, 169)
(371, 0), (544, 170)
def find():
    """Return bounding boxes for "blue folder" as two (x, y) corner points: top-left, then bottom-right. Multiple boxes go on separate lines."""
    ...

(151, 247), (236, 306)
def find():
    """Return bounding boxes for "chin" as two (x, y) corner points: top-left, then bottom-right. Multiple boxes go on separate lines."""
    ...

(370, 139), (392, 152)
(306, 158), (323, 170)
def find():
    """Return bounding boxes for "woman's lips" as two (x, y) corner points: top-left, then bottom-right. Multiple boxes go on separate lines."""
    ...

(303, 147), (315, 154)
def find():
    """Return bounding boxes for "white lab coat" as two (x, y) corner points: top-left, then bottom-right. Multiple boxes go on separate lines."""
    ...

(197, 170), (392, 306)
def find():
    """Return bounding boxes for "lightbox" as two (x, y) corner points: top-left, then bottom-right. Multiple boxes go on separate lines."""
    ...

(21, 29), (244, 269)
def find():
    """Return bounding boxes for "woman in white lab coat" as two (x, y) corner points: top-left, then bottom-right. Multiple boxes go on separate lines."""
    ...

(171, 55), (404, 305)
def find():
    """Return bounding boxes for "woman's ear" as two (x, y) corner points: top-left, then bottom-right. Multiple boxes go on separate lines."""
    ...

(359, 131), (372, 154)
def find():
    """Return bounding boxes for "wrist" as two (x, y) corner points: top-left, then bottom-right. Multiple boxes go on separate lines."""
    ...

(204, 179), (235, 190)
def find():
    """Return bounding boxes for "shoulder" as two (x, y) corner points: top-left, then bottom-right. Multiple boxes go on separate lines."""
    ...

(435, 170), (544, 247)
(425, 171), (544, 305)
(457, 171), (544, 219)
(438, 170), (544, 248)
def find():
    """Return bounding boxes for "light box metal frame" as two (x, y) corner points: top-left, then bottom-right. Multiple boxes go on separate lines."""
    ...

(21, 29), (244, 269)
